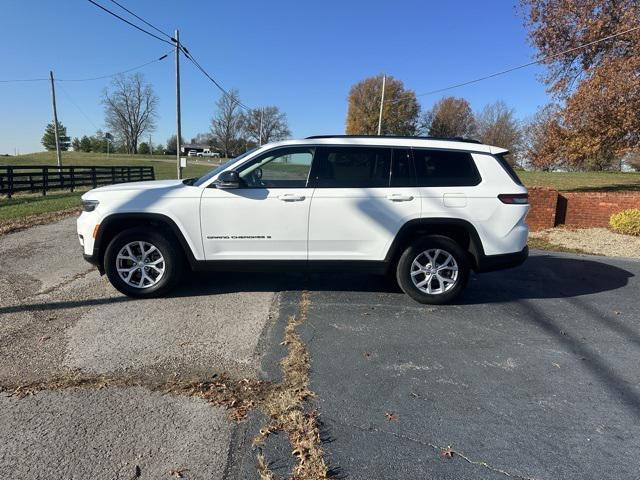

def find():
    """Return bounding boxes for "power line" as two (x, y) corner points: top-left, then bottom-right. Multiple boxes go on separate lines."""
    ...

(387, 24), (640, 105)
(58, 52), (170, 82)
(180, 46), (251, 111)
(85, 0), (174, 46)
(0, 52), (170, 84)
(0, 77), (48, 83)
(87, 0), (251, 110)
(108, 0), (173, 41)
(56, 81), (101, 131)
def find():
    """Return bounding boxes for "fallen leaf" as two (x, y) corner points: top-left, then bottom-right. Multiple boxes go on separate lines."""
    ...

(385, 412), (399, 421)
(440, 447), (454, 459)
(169, 468), (189, 478)
(552, 363), (561, 369)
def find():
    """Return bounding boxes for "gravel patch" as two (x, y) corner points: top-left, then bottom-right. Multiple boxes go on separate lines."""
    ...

(531, 227), (640, 258)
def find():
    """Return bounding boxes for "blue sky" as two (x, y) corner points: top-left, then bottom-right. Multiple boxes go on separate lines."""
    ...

(1, 0), (549, 154)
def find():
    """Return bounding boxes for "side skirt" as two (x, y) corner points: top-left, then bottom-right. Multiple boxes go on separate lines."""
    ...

(191, 260), (390, 274)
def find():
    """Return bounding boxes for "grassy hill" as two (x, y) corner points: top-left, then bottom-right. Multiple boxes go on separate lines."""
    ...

(1, 151), (639, 227)
(0, 152), (216, 225)
(518, 170), (640, 191)
(1, 151), (216, 180)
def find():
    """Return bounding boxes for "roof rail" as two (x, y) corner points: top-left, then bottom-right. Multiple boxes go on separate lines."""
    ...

(305, 134), (482, 144)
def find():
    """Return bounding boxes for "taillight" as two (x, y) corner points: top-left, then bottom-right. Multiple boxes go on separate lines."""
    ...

(498, 193), (529, 204)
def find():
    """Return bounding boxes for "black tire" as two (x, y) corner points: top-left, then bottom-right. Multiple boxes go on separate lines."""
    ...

(396, 235), (470, 305)
(104, 228), (183, 298)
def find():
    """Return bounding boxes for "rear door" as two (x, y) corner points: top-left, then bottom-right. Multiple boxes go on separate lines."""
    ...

(307, 146), (421, 261)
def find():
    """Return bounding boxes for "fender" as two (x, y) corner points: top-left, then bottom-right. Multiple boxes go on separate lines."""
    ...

(383, 217), (485, 269)
(92, 212), (199, 272)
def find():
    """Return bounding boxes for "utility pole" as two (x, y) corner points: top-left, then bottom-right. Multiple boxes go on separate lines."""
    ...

(49, 70), (62, 168)
(377, 75), (386, 136)
(175, 29), (183, 179)
(259, 107), (264, 146)
(149, 134), (153, 155)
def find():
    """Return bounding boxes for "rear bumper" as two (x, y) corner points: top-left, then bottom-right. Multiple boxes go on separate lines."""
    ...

(475, 245), (528, 273)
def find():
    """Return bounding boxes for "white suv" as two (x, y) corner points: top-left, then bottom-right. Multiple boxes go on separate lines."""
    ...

(77, 136), (529, 304)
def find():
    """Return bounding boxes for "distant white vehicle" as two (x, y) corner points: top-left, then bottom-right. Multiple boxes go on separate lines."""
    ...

(187, 150), (198, 157)
(197, 148), (220, 158)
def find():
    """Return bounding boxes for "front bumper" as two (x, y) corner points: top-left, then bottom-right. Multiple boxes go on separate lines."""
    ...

(475, 246), (528, 273)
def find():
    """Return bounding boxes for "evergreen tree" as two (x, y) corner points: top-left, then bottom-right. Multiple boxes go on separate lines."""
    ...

(41, 121), (71, 151)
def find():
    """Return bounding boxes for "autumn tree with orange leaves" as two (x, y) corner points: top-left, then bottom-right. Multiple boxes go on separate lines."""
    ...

(346, 75), (420, 135)
(521, 0), (640, 170)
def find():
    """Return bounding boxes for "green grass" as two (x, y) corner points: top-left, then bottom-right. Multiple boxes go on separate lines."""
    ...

(1, 151), (214, 180)
(2, 151), (639, 225)
(0, 152), (215, 226)
(517, 170), (640, 191)
(0, 191), (83, 222)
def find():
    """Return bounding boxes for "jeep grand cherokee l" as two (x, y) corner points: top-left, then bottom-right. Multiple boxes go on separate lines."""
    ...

(77, 135), (529, 304)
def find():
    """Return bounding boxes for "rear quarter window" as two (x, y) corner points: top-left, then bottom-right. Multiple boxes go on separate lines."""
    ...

(493, 153), (523, 186)
(413, 149), (481, 187)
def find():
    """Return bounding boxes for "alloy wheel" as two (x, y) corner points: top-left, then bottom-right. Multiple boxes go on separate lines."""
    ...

(410, 248), (459, 295)
(116, 241), (165, 289)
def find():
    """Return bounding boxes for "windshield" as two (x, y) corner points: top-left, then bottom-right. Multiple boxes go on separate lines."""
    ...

(192, 149), (257, 187)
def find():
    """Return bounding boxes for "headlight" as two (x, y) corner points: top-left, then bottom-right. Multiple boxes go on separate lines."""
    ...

(82, 199), (99, 212)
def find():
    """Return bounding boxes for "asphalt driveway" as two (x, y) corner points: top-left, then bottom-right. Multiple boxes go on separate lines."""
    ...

(286, 252), (640, 479)
(1, 216), (639, 479)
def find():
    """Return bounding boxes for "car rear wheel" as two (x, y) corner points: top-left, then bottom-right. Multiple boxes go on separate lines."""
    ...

(396, 235), (470, 304)
(104, 228), (182, 298)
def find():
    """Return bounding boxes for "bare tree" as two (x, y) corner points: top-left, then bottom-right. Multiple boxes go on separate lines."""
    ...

(243, 106), (291, 145)
(103, 73), (158, 154)
(476, 100), (523, 165)
(422, 97), (476, 138)
(210, 89), (244, 158)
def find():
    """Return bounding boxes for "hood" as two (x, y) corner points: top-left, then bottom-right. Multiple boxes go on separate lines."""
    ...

(89, 179), (185, 193)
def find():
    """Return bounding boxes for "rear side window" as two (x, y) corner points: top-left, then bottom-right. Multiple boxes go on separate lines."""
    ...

(390, 148), (414, 187)
(413, 149), (481, 187)
(315, 147), (391, 188)
(494, 153), (523, 186)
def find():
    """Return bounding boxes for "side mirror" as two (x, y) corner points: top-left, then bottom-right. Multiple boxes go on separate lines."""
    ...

(215, 170), (241, 189)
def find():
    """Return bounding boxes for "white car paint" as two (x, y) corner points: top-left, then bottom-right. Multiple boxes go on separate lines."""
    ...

(78, 137), (528, 265)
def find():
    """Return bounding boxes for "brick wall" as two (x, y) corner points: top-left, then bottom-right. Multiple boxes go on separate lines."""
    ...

(527, 188), (640, 231)
(560, 191), (640, 228)
(527, 187), (559, 230)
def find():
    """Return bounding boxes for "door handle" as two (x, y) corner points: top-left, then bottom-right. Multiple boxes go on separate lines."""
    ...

(386, 194), (414, 202)
(278, 194), (306, 202)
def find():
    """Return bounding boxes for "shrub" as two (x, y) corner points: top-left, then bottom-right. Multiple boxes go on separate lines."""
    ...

(609, 209), (640, 237)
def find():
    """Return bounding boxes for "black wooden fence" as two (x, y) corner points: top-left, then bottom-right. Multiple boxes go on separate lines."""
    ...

(0, 165), (155, 198)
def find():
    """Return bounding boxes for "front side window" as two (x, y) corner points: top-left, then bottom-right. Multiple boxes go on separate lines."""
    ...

(314, 147), (391, 188)
(238, 148), (314, 188)
(413, 149), (481, 187)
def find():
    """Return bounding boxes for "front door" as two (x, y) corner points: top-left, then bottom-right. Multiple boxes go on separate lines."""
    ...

(200, 147), (315, 260)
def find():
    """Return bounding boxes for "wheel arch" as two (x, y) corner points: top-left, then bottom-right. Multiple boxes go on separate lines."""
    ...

(384, 218), (485, 270)
(94, 213), (198, 272)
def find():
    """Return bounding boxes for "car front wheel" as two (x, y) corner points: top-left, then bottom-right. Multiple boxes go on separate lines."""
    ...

(396, 235), (470, 304)
(104, 228), (182, 298)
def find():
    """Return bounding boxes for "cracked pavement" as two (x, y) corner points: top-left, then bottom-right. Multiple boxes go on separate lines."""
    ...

(0, 217), (279, 479)
(1, 216), (640, 479)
